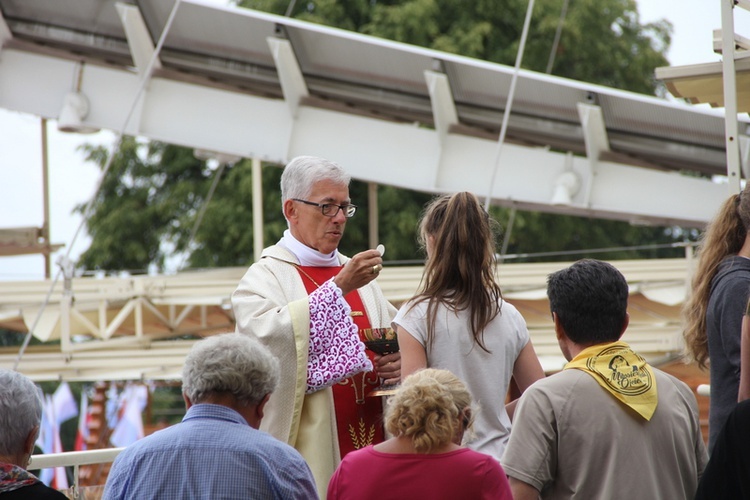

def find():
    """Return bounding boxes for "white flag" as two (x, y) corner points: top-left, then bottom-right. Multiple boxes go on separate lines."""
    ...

(52, 382), (78, 424)
(110, 385), (148, 447)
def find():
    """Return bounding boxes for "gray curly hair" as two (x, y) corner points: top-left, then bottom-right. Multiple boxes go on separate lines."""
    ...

(182, 333), (280, 407)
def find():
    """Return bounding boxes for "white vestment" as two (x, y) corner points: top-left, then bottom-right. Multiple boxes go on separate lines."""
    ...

(232, 245), (396, 498)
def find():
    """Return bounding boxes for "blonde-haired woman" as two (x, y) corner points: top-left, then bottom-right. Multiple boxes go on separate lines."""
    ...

(393, 192), (544, 460)
(326, 369), (511, 500)
(684, 183), (750, 451)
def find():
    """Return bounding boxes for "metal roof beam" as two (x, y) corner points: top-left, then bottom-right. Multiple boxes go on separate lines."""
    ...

(424, 69), (458, 188)
(3, 18), (132, 63)
(577, 102), (610, 160)
(424, 69), (457, 142)
(0, 47), (727, 227)
(116, 2), (161, 76)
(577, 103), (611, 206)
(267, 36), (308, 118)
(0, 9), (11, 48)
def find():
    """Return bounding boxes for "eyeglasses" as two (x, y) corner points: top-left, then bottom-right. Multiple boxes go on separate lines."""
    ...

(292, 198), (357, 218)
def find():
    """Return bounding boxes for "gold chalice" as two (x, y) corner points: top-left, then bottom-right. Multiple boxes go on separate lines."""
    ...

(360, 327), (400, 397)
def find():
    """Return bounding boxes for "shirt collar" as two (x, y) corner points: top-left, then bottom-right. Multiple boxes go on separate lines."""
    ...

(279, 229), (340, 267)
(182, 404), (249, 426)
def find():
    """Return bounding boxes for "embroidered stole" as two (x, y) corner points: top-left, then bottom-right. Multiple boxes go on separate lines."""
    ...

(297, 266), (385, 457)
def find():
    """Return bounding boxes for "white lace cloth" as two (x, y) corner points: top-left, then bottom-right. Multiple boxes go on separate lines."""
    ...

(306, 278), (373, 393)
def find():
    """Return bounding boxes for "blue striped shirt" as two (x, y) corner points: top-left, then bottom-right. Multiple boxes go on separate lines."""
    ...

(103, 404), (317, 500)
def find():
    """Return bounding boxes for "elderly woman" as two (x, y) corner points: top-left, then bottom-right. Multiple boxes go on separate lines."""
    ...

(0, 369), (66, 499)
(327, 368), (511, 499)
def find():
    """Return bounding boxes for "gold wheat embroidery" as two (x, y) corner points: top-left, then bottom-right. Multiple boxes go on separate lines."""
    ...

(349, 419), (376, 449)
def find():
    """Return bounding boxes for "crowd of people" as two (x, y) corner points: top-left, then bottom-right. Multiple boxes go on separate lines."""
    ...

(5, 155), (750, 499)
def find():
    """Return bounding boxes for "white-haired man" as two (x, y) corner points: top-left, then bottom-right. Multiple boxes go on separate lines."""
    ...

(103, 333), (317, 499)
(232, 156), (398, 497)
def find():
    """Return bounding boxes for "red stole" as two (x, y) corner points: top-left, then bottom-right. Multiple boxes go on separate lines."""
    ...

(297, 266), (385, 458)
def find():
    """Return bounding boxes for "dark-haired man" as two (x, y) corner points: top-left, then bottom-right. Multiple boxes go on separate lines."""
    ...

(502, 259), (707, 499)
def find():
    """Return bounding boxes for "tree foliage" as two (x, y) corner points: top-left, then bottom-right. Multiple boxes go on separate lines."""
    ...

(75, 0), (688, 273)
(76, 139), (203, 272)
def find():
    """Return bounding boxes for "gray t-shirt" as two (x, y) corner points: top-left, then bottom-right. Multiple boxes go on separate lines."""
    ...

(393, 298), (529, 460)
(501, 368), (708, 499)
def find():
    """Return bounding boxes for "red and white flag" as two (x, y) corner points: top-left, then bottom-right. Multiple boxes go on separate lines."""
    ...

(36, 395), (55, 485)
(51, 423), (68, 490)
(110, 384), (148, 447)
(35, 382), (79, 489)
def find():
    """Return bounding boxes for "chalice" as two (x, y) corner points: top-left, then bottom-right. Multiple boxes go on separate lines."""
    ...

(360, 327), (400, 397)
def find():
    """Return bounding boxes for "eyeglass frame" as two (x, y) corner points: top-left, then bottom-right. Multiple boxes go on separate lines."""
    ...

(292, 198), (358, 218)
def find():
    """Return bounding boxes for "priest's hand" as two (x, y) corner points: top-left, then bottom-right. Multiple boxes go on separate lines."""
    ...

(374, 351), (401, 385)
(333, 249), (383, 296)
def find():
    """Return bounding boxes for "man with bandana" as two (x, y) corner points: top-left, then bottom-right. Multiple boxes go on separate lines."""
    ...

(501, 259), (707, 499)
(231, 156), (398, 498)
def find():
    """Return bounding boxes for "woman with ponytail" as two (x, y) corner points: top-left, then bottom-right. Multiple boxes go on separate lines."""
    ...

(393, 192), (544, 460)
(683, 183), (750, 451)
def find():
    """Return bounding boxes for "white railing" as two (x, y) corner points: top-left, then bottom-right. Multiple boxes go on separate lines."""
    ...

(30, 448), (124, 498)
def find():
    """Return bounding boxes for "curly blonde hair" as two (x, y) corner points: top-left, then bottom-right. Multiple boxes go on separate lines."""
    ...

(683, 185), (750, 367)
(384, 368), (474, 453)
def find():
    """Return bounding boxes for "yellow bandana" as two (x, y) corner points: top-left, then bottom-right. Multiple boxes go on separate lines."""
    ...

(564, 341), (658, 421)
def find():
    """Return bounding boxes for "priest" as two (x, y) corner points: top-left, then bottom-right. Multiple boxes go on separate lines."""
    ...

(232, 155), (399, 498)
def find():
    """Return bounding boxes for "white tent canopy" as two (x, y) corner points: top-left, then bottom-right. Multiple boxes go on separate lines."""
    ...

(0, 258), (692, 381)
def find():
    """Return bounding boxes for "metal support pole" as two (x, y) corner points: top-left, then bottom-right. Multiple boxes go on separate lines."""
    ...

(368, 182), (379, 249)
(484, 0), (536, 209)
(252, 158), (264, 262)
(41, 118), (51, 278)
(721, 0), (742, 193)
(59, 256), (75, 353)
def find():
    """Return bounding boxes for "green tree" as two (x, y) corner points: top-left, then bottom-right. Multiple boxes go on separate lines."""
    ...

(77, 140), (267, 271)
(0, 329), (50, 348)
(75, 0), (686, 273)
(529, 0), (672, 94)
(76, 138), (186, 272)
(491, 209), (697, 262)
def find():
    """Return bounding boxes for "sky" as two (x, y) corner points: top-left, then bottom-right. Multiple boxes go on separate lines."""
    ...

(0, 0), (748, 281)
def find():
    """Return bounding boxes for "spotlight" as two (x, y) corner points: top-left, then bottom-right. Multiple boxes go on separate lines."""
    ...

(57, 92), (100, 134)
(551, 171), (581, 206)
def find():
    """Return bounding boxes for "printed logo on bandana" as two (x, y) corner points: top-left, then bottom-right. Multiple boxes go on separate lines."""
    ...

(586, 345), (653, 396)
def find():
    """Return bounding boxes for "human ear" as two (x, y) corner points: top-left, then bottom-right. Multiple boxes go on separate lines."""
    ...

(24, 425), (40, 456)
(283, 199), (297, 222)
(257, 393), (271, 421)
(552, 312), (565, 340)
